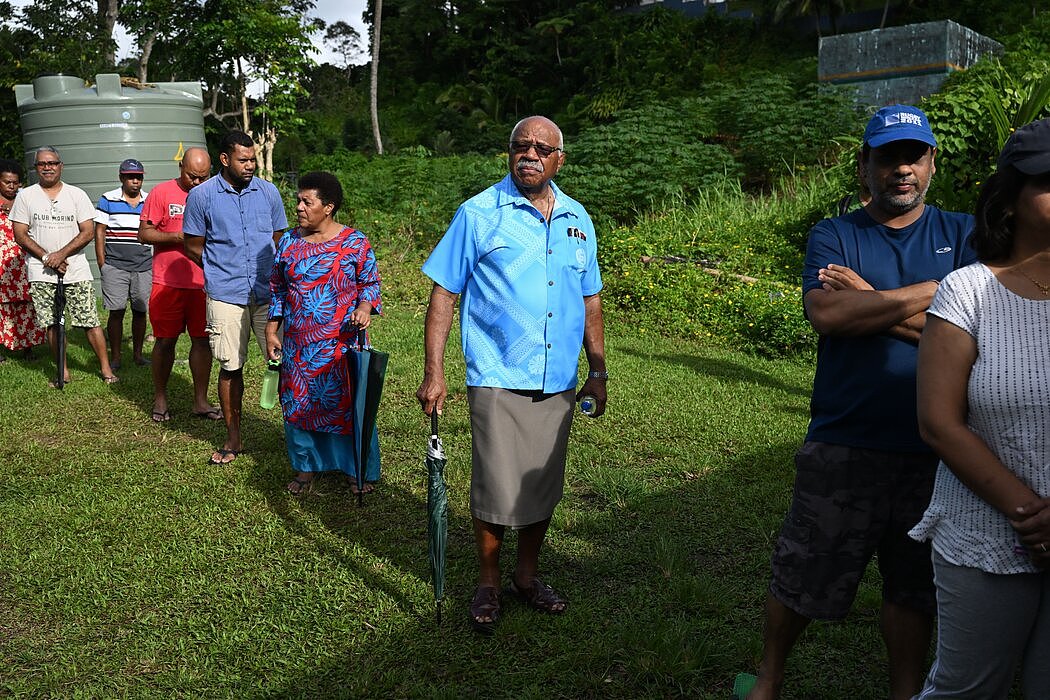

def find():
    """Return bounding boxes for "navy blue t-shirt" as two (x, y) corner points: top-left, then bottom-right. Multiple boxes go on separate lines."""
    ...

(802, 205), (976, 452)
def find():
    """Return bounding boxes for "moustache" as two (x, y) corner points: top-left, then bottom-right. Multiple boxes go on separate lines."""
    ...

(516, 159), (543, 173)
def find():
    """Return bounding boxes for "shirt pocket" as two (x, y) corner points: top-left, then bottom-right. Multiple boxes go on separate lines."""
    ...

(254, 207), (276, 235)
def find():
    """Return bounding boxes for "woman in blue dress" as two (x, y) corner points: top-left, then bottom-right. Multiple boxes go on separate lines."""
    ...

(265, 171), (382, 496)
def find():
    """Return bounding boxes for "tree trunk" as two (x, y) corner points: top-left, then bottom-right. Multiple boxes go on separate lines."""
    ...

(370, 0), (384, 155)
(97, 0), (119, 67)
(137, 31), (157, 84)
(261, 127), (276, 182)
(237, 57), (251, 134)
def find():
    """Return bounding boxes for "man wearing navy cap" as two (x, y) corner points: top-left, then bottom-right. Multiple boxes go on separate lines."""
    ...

(744, 106), (977, 700)
(94, 158), (151, 369)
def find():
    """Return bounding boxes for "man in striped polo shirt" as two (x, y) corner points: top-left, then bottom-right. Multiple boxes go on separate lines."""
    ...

(94, 158), (151, 369)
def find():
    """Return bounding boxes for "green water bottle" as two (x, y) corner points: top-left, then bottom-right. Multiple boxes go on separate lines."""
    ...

(260, 359), (280, 409)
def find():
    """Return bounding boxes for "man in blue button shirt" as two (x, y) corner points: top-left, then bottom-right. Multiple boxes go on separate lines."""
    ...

(744, 106), (977, 700)
(417, 116), (608, 634)
(184, 131), (288, 466)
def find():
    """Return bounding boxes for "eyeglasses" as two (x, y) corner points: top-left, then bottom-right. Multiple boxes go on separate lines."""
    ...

(35, 161), (61, 168)
(510, 141), (562, 158)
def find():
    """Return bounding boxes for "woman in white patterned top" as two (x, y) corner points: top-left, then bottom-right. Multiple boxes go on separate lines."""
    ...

(910, 119), (1050, 699)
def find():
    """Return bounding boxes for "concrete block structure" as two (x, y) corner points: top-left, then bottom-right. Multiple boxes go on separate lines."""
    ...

(819, 20), (1003, 107)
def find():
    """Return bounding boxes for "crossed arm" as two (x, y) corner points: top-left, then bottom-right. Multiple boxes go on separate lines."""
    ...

(805, 263), (938, 343)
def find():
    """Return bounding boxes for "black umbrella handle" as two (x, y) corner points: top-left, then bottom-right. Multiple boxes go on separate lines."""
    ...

(357, 328), (367, 349)
(431, 410), (438, 437)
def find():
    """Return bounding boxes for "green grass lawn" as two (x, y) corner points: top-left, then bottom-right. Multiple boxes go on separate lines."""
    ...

(0, 257), (899, 699)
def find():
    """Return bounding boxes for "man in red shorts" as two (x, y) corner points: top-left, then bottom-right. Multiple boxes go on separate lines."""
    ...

(137, 147), (222, 422)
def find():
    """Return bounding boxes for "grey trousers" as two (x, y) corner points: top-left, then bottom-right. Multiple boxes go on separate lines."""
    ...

(914, 551), (1050, 699)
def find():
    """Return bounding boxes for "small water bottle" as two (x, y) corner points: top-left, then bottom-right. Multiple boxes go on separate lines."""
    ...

(578, 394), (598, 418)
(260, 359), (280, 409)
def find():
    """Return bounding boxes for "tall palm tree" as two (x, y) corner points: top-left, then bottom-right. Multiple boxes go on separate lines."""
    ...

(535, 16), (573, 66)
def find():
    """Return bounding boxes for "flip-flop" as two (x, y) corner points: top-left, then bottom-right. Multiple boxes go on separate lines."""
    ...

(208, 448), (242, 465)
(349, 481), (376, 495)
(732, 673), (757, 699)
(151, 410), (172, 423)
(192, 407), (223, 421)
(286, 475), (313, 496)
(101, 374), (120, 384)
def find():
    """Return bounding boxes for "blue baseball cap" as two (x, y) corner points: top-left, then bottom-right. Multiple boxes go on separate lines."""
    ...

(997, 118), (1050, 175)
(119, 158), (144, 175)
(863, 105), (937, 149)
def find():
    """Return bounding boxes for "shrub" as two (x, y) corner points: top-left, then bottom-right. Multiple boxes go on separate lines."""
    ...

(602, 259), (814, 359)
(922, 42), (1050, 213)
(703, 73), (863, 187)
(301, 148), (505, 254)
(596, 172), (848, 359)
(559, 99), (742, 227)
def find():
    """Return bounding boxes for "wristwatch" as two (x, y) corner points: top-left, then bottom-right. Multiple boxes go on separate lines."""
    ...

(588, 370), (608, 380)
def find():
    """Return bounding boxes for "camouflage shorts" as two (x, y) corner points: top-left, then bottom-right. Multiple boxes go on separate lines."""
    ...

(30, 280), (100, 329)
(769, 441), (937, 620)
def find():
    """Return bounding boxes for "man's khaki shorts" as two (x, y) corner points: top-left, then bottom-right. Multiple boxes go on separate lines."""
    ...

(204, 297), (269, 372)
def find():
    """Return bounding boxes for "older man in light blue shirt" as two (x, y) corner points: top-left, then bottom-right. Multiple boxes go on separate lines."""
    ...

(184, 131), (288, 467)
(417, 115), (608, 634)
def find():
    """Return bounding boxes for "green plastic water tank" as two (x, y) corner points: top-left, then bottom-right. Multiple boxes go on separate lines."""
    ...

(14, 73), (207, 201)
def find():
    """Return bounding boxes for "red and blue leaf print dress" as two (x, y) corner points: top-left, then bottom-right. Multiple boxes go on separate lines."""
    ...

(269, 226), (382, 473)
(0, 208), (45, 351)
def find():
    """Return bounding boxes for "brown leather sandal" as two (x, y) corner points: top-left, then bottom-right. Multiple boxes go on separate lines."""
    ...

(469, 585), (501, 634)
(506, 577), (568, 614)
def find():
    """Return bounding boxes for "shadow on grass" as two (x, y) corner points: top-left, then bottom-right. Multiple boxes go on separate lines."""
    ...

(618, 345), (811, 403)
(243, 429), (462, 629)
(240, 437), (821, 699)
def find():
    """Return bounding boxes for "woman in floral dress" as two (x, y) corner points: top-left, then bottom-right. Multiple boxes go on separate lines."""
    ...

(0, 159), (44, 360)
(265, 171), (382, 496)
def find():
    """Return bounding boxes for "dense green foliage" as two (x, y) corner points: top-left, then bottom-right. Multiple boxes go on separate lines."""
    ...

(558, 75), (860, 230)
(4, 1), (1045, 361)
(598, 176), (845, 358)
(275, 2), (824, 162)
(559, 102), (742, 228)
(301, 148), (505, 258)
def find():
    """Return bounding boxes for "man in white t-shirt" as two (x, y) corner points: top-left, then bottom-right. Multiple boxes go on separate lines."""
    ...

(11, 146), (118, 386)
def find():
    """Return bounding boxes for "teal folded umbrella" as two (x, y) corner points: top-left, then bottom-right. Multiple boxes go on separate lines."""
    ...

(348, 329), (388, 505)
(426, 411), (448, 625)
